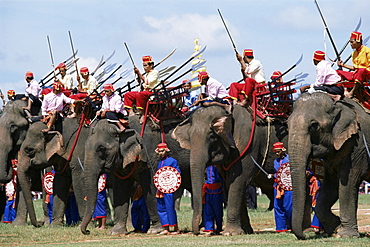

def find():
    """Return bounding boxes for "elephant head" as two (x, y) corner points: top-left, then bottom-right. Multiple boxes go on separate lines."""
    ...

(17, 121), (63, 227)
(81, 119), (144, 235)
(288, 92), (359, 239)
(0, 100), (29, 184)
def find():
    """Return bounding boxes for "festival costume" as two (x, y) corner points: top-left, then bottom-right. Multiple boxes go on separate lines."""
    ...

(58, 74), (74, 90)
(307, 169), (324, 231)
(273, 153), (292, 232)
(3, 161), (17, 223)
(70, 72), (97, 100)
(131, 184), (150, 232)
(204, 77), (229, 104)
(312, 59), (344, 95)
(202, 165), (223, 233)
(101, 92), (126, 123)
(25, 78), (42, 115)
(156, 156), (181, 227)
(65, 191), (80, 226)
(183, 91), (198, 112)
(93, 174), (107, 221)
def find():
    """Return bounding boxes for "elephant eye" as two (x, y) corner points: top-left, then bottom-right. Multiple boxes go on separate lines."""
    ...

(309, 121), (320, 132)
(24, 146), (35, 157)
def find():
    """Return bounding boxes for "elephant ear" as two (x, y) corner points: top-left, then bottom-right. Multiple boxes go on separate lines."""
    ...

(44, 131), (64, 161)
(211, 115), (235, 149)
(171, 118), (191, 150)
(332, 102), (359, 150)
(119, 129), (145, 168)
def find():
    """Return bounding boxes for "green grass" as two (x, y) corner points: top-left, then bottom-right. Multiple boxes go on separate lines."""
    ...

(1, 195), (370, 246)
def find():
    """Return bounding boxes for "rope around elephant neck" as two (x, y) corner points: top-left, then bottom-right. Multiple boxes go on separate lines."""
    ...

(260, 117), (272, 168)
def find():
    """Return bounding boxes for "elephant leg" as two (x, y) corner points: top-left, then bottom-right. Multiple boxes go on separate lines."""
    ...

(139, 169), (162, 234)
(174, 187), (184, 211)
(50, 173), (72, 227)
(108, 176), (132, 235)
(12, 189), (28, 226)
(315, 169), (340, 235)
(71, 169), (86, 221)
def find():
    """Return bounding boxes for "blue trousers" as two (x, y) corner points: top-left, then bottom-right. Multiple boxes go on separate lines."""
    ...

(93, 190), (107, 220)
(203, 193), (223, 232)
(274, 189), (292, 232)
(131, 197), (150, 232)
(156, 193), (177, 227)
(65, 192), (80, 225)
(3, 198), (16, 223)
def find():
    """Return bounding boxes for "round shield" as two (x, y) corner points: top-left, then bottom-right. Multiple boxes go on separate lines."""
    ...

(42, 172), (54, 195)
(276, 162), (292, 191)
(97, 174), (106, 193)
(153, 166), (181, 194)
(5, 181), (16, 198)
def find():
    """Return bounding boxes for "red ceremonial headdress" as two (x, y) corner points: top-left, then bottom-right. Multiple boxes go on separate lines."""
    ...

(80, 67), (89, 74)
(7, 90), (15, 96)
(198, 71), (209, 82)
(52, 81), (64, 91)
(350, 31), (362, 42)
(273, 142), (286, 152)
(271, 71), (282, 80)
(42, 88), (52, 96)
(25, 71), (34, 78)
(55, 63), (67, 70)
(182, 79), (190, 84)
(142, 56), (153, 63)
(103, 83), (114, 91)
(155, 143), (170, 153)
(313, 51), (325, 61)
(243, 49), (253, 57)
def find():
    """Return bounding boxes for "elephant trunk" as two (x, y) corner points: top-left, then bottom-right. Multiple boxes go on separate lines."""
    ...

(17, 155), (43, 227)
(80, 160), (100, 235)
(0, 147), (13, 184)
(289, 131), (311, 240)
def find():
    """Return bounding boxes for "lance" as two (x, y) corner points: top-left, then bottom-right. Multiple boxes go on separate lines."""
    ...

(46, 35), (57, 81)
(97, 63), (123, 88)
(91, 50), (116, 76)
(218, 9), (238, 54)
(124, 42), (141, 90)
(314, 0), (341, 69)
(68, 31), (79, 78)
(251, 156), (272, 179)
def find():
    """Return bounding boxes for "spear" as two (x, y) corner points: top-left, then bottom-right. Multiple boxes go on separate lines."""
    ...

(46, 36), (57, 81)
(68, 31), (79, 78)
(218, 9), (238, 54)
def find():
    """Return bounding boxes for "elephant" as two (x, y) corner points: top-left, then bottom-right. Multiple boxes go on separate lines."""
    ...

(288, 92), (370, 239)
(80, 115), (192, 235)
(17, 117), (89, 227)
(172, 105), (284, 235)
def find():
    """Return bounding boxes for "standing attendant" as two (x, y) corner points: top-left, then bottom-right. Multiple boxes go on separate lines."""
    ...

(93, 174), (107, 229)
(337, 31), (370, 98)
(131, 183), (150, 233)
(270, 142), (292, 233)
(229, 49), (265, 106)
(155, 143), (181, 235)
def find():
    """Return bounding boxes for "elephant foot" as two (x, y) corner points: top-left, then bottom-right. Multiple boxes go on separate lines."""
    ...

(222, 225), (246, 236)
(333, 226), (360, 238)
(49, 220), (64, 228)
(146, 222), (163, 234)
(11, 218), (27, 226)
(108, 223), (128, 235)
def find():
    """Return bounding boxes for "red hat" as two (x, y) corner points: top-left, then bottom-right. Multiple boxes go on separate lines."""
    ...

(25, 71), (34, 78)
(271, 71), (282, 80)
(243, 49), (253, 57)
(198, 71), (209, 82)
(142, 55), (153, 63)
(80, 67), (89, 74)
(273, 142), (286, 152)
(182, 79), (190, 84)
(41, 88), (52, 96)
(350, 31), (362, 42)
(11, 159), (18, 166)
(55, 63), (67, 70)
(52, 81), (64, 91)
(313, 51), (325, 61)
(7, 90), (15, 96)
(155, 143), (170, 153)
(103, 83), (114, 91)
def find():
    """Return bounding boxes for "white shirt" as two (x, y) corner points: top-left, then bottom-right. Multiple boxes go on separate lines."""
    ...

(25, 79), (41, 97)
(42, 92), (74, 115)
(58, 74), (74, 90)
(312, 60), (341, 87)
(244, 59), (265, 83)
(101, 93), (125, 114)
(205, 77), (228, 100)
(143, 69), (160, 90)
(81, 75), (97, 94)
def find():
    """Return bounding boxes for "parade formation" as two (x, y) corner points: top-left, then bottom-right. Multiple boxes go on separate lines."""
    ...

(1, 1), (370, 242)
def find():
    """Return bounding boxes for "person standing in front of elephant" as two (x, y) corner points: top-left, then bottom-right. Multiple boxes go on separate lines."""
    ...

(93, 174), (107, 229)
(271, 142), (292, 233)
(131, 183), (150, 233)
(155, 143), (181, 235)
(337, 31), (370, 99)
(202, 164), (223, 236)
(97, 83), (127, 132)
(229, 49), (265, 107)
(306, 168), (324, 234)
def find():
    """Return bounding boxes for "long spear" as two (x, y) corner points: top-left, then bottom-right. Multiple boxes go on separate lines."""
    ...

(218, 9), (238, 54)
(68, 31), (79, 78)
(46, 36), (57, 81)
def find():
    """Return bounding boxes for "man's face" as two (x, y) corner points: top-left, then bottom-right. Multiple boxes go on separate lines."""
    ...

(81, 72), (89, 80)
(275, 149), (284, 158)
(157, 148), (167, 158)
(182, 83), (191, 90)
(143, 62), (152, 73)
(200, 78), (208, 86)
(59, 68), (66, 76)
(104, 89), (113, 97)
(350, 39), (361, 49)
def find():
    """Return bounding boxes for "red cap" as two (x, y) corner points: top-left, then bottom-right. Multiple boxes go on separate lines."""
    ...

(350, 31), (362, 42)
(273, 142), (286, 152)
(103, 83), (114, 91)
(313, 51), (325, 61)
(25, 71), (34, 78)
(243, 49), (253, 57)
(55, 63), (67, 70)
(52, 81), (64, 91)
(198, 71), (209, 82)
(142, 55), (153, 63)
(80, 67), (89, 74)
(155, 143), (170, 153)
(11, 159), (18, 166)
(182, 79), (190, 84)
(271, 71), (282, 80)
(41, 88), (52, 96)
(7, 90), (15, 96)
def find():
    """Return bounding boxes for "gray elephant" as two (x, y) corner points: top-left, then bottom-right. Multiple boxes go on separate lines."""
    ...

(17, 117), (89, 227)
(172, 105), (283, 235)
(288, 92), (370, 239)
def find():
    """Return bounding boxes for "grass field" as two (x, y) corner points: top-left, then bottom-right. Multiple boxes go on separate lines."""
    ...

(1, 194), (370, 246)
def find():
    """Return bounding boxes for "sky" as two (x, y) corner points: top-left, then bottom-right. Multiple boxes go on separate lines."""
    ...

(0, 0), (368, 105)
